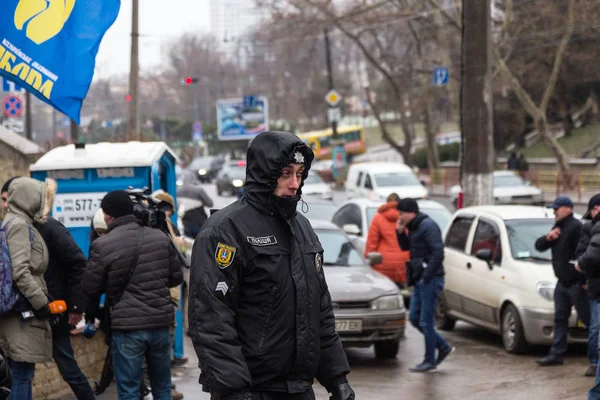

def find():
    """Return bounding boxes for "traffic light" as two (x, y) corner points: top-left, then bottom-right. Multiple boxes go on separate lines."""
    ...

(181, 76), (198, 85)
(125, 94), (131, 102)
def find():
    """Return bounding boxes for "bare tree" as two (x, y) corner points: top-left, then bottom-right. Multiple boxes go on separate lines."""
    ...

(494, 0), (575, 174)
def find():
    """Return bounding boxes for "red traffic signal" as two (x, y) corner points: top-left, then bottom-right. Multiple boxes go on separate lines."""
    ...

(125, 94), (132, 102)
(181, 76), (198, 85)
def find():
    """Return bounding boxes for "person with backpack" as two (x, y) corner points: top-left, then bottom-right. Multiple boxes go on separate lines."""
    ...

(0, 177), (57, 400)
(3, 177), (96, 400)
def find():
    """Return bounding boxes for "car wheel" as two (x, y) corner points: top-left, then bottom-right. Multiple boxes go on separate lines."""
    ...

(501, 303), (527, 354)
(435, 292), (456, 331)
(217, 186), (222, 196)
(374, 339), (400, 360)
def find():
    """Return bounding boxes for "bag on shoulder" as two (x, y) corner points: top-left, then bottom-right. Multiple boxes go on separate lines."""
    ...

(0, 218), (34, 315)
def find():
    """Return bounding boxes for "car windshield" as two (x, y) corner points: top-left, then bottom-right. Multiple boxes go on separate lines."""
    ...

(505, 218), (554, 262)
(422, 208), (452, 232)
(189, 157), (213, 169)
(494, 175), (525, 187)
(224, 167), (246, 180)
(374, 172), (421, 187)
(314, 229), (365, 266)
(304, 174), (323, 184)
(297, 202), (336, 220)
(366, 207), (378, 229)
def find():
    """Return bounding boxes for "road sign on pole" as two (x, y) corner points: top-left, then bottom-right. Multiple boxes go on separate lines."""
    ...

(328, 107), (341, 124)
(433, 67), (449, 86)
(192, 121), (203, 142)
(325, 89), (342, 107)
(3, 95), (23, 118)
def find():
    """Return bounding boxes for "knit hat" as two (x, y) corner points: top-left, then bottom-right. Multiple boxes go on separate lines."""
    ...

(93, 209), (107, 231)
(101, 190), (134, 219)
(397, 198), (419, 214)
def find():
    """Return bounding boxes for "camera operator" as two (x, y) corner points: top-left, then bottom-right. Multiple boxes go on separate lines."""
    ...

(82, 190), (184, 400)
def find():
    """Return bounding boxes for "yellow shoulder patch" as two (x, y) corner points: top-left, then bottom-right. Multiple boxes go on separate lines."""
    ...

(215, 242), (236, 269)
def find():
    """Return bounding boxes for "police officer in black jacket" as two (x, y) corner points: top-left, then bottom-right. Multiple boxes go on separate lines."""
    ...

(535, 196), (587, 367)
(189, 131), (354, 400)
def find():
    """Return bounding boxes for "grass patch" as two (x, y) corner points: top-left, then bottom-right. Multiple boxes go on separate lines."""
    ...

(364, 122), (458, 147)
(521, 123), (600, 158)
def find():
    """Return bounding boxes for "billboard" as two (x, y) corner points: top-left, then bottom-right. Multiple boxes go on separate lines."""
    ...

(216, 95), (269, 141)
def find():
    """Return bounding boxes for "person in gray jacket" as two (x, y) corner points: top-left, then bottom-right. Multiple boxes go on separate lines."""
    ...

(82, 190), (184, 400)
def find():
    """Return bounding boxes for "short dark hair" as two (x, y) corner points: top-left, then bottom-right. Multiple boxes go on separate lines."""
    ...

(1, 177), (21, 194)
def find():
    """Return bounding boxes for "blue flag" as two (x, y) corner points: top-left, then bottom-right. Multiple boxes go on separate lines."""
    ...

(0, 0), (120, 124)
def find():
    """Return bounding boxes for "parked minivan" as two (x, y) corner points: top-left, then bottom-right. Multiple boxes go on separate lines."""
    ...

(345, 162), (428, 200)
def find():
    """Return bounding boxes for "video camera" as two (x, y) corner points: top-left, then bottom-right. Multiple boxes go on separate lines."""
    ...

(125, 187), (189, 268)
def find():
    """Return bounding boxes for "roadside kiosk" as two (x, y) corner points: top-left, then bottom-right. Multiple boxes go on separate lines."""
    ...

(29, 141), (187, 359)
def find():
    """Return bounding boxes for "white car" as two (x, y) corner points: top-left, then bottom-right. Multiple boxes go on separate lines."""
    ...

(437, 205), (587, 353)
(449, 170), (544, 208)
(345, 162), (428, 201)
(331, 198), (452, 255)
(301, 173), (333, 200)
(310, 219), (406, 359)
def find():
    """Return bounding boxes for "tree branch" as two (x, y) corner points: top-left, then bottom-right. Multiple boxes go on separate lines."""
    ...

(425, 0), (461, 32)
(540, 0), (575, 112)
(494, 49), (542, 119)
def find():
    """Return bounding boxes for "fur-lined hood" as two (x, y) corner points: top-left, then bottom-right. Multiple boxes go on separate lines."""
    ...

(7, 177), (56, 224)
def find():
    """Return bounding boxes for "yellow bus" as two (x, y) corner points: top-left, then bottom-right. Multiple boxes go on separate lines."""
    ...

(296, 125), (367, 161)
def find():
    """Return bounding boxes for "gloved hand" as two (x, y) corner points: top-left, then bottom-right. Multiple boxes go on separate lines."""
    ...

(222, 390), (252, 400)
(329, 383), (355, 400)
(33, 305), (51, 318)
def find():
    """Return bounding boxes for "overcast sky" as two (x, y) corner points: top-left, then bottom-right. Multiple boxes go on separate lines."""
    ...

(94, 0), (211, 80)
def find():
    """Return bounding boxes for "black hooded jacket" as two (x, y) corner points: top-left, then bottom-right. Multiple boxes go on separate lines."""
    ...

(577, 214), (600, 299)
(189, 131), (350, 397)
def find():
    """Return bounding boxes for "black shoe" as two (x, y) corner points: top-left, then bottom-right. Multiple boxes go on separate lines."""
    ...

(409, 362), (437, 373)
(437, 346), (456, 366)
(585, 365), (597, 377)
(536, 354), (564, 366)
(171, 357), (188, 368)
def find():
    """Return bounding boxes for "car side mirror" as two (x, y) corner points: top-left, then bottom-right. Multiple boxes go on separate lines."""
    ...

(420, 180), (426, 186)
(366, 252), (383, 266)
(342, 224), (361, 236)
(475, 249), (494, 269)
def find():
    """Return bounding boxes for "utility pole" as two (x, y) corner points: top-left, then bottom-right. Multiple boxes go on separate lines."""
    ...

(324, 29), (338, 140)
(159, 94), (166, 141)
(25, 91), (32, 140)
(127, 0), (140, 141)
(52, 108), (57, 140)
(460, 0), (494, 207)
(70, 119), (79, 143)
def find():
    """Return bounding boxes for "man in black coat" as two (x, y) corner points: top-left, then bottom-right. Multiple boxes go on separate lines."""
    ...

(396, 198), (454, 373)
(2, 178), (95, 400)
(535, 196), (587, 367)
(189, 131), (354, 400)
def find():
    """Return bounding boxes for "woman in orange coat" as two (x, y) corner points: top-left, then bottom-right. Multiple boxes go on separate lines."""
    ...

(365, 193), (410, 285)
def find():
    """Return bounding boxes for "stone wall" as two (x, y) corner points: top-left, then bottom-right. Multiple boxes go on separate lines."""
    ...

(32, 332), (107, 400)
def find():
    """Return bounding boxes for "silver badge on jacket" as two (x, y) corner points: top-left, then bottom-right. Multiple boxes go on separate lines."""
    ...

(315, 253), (323, 272)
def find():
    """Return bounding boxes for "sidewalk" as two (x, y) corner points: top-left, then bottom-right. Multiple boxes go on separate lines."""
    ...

(426, 184), (596, 205)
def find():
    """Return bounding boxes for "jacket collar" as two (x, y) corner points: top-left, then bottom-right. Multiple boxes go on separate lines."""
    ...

(407, 213), (427, 231)
(107, 215), (138, 232)
(556, 213), (574, 228)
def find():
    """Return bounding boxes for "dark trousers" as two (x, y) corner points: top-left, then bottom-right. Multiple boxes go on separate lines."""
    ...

(7, 360), (34, 400)
(211, 388), (315, 400)
(52, 333), (96, 400)
(550, 282), (590, 357)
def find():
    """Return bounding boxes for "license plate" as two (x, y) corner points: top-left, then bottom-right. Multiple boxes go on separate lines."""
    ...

(335, 319), (363, 332)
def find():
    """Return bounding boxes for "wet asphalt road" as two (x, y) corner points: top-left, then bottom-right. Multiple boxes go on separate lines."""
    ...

(157, 183), (593, 400)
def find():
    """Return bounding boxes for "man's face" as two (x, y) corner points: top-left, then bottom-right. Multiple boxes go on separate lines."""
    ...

(1, 191), (7, 211)
(274, 163), (305, 197)
(590, 206), (600, 220)
(103, 213), (115, 227)
(398, 210), (416, 226)
(554, 206), (572, 222)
